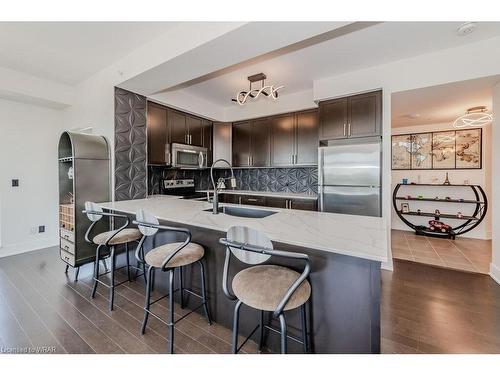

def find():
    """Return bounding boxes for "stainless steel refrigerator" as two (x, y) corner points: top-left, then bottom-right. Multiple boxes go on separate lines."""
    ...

(318, 137), (381, 217)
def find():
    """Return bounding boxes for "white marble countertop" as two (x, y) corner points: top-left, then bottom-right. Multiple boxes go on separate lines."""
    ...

(196, 189), (318, 200)
(99, 196), (387, 262)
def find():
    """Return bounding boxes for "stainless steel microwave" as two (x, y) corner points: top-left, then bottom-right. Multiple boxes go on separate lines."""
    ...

(171, 143), (208, 169)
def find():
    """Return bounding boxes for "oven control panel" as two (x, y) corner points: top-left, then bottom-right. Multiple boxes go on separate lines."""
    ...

(163, 179), (195, 189)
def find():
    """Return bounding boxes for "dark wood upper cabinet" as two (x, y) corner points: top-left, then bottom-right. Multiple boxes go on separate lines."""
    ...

(319, 97), (348, 140)
(232, 121), (252, 167)
(295, 109), (319, 165)
(251, 118), (271, 167)
(319, 91), (381, 140)
(348, 91), (381, 138)
(147, 103), (168, 165)
(169, 109), (187, 144)
(202, 119), (213, 165)
(271, 114), (295, 166)
(186, 115), (203, 146)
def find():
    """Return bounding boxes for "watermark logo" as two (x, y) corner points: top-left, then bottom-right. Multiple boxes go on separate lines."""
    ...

(0, 346), (57, 354)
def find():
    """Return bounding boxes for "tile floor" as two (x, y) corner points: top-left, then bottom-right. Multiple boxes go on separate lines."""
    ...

(391, 230), (491, 274)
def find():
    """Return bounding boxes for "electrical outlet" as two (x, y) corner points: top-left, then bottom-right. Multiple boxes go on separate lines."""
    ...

(12, 179), (19, 187)
(38, 225), (45, 233)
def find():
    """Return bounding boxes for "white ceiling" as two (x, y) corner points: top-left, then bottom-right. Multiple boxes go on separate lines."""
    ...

(170, 22), (500, 108)
(0, 22), (178, 84)
(392, 74), (500, 128)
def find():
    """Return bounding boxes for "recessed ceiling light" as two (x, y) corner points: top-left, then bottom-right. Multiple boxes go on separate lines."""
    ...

(457, 22), (477, 36)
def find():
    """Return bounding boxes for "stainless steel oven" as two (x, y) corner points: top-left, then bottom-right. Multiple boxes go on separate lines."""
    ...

(171, 143), (208, 169)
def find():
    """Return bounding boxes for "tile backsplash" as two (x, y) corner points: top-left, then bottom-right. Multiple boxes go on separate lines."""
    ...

(148, 167), (318, 196)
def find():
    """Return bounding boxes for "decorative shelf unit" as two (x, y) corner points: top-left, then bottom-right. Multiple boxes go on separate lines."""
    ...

(393, 183), (487, 239)
(58, 131), (110, 279)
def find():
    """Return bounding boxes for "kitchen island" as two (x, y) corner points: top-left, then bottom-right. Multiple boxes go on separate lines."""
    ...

(99, 195), (387, 353)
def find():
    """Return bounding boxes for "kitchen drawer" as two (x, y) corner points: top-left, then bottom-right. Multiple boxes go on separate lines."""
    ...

(60, 228), (74, 243)
(60, 248), (75, 266)
(266, 197), (288, 209)
(289, 198), (318, 211)
(60, 238), (75, 254)
(240, 195), (266, 206)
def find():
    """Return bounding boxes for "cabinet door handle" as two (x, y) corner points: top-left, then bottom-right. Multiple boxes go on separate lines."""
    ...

(247, 156), (250, 166)
(238, 196), (242, 204)
(289, 200), (293, 209)
(343, 123), (346, 137)
(348, 123), (351, 137)
(291, 154), (294, 164)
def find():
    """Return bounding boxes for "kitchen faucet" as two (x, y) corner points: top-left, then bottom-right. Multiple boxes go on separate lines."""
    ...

(210, 159), (236, 214)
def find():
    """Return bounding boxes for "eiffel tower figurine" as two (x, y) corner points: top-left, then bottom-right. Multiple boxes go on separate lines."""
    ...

(443, 172), (451, 185)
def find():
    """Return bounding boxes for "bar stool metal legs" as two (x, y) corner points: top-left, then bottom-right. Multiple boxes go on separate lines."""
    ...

(140, 261), (212, 354)
(91, 242), (143, 311)
(278, 314), (287, 354)
(168, 269), (175, 354)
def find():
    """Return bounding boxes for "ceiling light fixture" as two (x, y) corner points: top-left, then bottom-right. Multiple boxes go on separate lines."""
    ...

(231, 73), (284, 105)
(457, 22), (477, 36)
(453, 106), (493, 128)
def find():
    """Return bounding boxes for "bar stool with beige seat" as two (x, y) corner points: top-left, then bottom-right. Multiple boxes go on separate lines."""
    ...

(133, 209), (212, 354)
(83, 202), (143, 311)
(219, 226), (311, 354)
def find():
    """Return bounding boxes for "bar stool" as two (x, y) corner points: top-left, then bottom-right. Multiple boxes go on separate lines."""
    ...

(133, 209), (212, 354)
(83, 202), (143, 311)
(219, 226), (311, 354)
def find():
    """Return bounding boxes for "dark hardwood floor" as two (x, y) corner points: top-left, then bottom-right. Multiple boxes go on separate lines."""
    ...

(382, 259), (500, 353)
(1, 247), (500, 354)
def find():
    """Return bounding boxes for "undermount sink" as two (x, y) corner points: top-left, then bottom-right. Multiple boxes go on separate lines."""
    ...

(203, 206), (277, 218)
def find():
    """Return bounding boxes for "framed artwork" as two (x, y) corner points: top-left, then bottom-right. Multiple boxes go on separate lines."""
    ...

(410, 133), (432, 169)
(391, 128), (482, 170)
(401, 203), (410, 213)
(456, 128), (482, 169)
(391, 135), (411, 170)
(432, 131), (456, 169)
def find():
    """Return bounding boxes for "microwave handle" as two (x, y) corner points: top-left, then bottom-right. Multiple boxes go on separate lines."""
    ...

(198, 151), (205, 168)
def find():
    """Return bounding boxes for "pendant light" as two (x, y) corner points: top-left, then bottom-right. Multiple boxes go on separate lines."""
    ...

(453, 106), (493, 128)
(231, 73), (284, 105)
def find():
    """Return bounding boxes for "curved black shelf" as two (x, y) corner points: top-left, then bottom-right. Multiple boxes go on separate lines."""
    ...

(393, 183), (487, 239)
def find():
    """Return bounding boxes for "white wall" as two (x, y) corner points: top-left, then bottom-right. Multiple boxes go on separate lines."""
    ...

(0, 98), (64, 257)
(391, 122), (492, 240)
(491, 83), (500, 283)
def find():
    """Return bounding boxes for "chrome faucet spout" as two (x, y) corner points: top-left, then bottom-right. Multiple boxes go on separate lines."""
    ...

(210, 159), (235, 214)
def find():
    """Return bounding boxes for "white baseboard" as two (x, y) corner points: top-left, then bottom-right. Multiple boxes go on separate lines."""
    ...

(0, 237), (58, 258)
(381, 259), (393, 271)
(490, 263), (500, 285)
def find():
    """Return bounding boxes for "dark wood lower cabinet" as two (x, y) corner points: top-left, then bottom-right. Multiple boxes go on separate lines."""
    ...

(266, 197), (288, 209)
(289, 199), (318, 211)
(219, 193), (317, 211)
(240, 195), (266, 206)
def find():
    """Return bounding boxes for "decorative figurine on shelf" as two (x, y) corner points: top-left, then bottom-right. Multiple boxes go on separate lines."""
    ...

(435, 209), (441, 216)
(434, 196), (440, 200)
(401, 203), (410, 213)
(443, 172), (451, 185)
(445, 196), (451, 201)
(428, 220), (452, 233)
(406, 195), (412, 199)
(457, 212), (463, 219)
(418, 195), (423, 200)
(459, 198), (465, 202)
(402, 178), (408, 185)
(417, 209), (422, 215)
